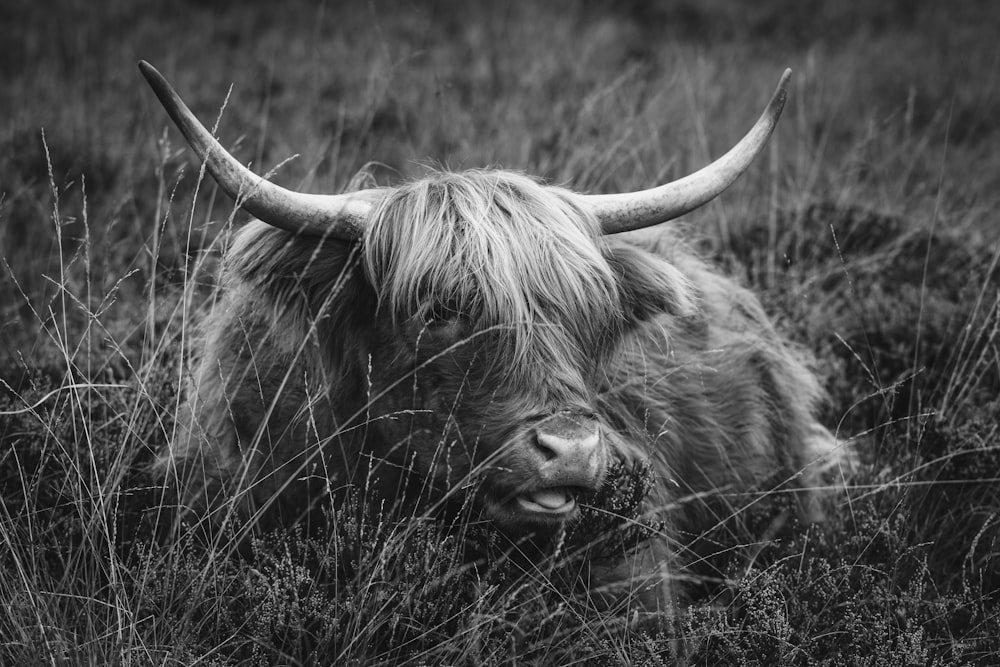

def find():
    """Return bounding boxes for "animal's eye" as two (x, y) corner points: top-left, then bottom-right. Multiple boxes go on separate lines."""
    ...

(423, 300), (462, 328)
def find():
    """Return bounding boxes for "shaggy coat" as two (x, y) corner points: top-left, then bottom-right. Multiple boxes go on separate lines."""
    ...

(163, 169), (839, 609)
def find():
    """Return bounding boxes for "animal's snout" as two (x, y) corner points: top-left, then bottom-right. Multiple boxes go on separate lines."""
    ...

(535, 429), (600, 463)
(532, 414), (604, 488)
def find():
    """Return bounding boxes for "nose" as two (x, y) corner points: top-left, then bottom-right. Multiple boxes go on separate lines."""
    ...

(535, 430), (600, 462)
(533, 414), (603, 486)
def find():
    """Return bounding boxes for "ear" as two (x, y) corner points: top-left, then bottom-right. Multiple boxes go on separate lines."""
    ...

(603, 243), (698, 322)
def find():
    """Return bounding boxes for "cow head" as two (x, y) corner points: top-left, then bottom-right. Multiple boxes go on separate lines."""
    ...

(140, 61), (789, 531)
(358, 170), (708, 529)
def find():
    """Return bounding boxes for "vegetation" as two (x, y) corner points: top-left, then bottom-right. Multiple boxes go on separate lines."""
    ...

(2, 0), (998, 663)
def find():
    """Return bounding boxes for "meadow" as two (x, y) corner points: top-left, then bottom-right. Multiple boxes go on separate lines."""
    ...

(2, 0), (999, 663)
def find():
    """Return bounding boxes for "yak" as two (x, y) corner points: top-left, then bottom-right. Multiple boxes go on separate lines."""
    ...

(141, 61), (844, 611)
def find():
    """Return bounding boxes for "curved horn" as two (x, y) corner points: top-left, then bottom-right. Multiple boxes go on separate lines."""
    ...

(138, 61), (380, 238)
(582, 69), (791, 234)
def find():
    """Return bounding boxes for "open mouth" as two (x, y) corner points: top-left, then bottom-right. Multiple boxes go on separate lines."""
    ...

(515, 487), (577, 515)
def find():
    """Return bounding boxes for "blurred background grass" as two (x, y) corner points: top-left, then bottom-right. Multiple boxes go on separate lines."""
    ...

(4, 0), (999, 370)
(5, 0), (998, 409)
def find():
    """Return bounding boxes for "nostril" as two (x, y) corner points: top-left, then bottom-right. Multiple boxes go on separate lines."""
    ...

(534, 432), (564, 461)
(534, 430), (600, 462)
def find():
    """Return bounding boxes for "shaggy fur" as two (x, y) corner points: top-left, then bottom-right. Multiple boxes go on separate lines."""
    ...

(163, 169), (842, 610)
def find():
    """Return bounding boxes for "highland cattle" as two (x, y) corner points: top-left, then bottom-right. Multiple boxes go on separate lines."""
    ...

(141, 61), (839, 608)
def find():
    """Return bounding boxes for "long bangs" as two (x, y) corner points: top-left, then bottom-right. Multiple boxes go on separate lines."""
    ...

(363, 170), (623, 362)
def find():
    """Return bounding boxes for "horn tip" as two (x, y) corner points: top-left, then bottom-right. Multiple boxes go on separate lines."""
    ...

(137, 60), (163, 89)
(771, 69), (792, 112)
(137, 61), (179, 114)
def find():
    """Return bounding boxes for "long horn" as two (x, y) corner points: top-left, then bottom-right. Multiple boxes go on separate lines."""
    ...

(582, 69), (791, 234)
(138, 61), (379, 238)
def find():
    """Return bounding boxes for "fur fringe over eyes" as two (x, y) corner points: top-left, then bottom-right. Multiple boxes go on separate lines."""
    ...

(362, 170), (626, 365)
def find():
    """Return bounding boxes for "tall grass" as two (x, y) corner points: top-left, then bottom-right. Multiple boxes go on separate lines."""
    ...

(2, 1), (999, 664)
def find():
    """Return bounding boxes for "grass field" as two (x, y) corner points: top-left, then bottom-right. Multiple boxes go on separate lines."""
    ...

(2, 0), (1000, 664)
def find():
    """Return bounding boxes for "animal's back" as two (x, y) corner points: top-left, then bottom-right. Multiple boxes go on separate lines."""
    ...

(605, 229), (839, 531)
